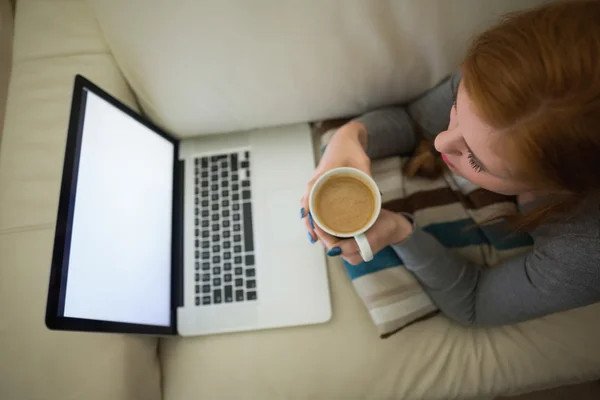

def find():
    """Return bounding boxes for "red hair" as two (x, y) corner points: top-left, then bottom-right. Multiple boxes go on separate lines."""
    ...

(461, 0), (600, 229)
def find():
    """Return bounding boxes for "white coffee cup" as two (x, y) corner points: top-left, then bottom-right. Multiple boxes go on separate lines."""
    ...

(309, 167), (381, 262)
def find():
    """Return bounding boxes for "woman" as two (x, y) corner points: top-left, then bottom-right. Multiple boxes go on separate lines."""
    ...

(300, 0), (600, 326)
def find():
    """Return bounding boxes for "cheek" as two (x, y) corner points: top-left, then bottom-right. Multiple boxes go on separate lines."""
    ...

(461, 171), (525, 196)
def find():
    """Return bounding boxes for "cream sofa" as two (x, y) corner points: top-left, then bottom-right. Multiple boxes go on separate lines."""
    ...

(2, 1), (600, 399)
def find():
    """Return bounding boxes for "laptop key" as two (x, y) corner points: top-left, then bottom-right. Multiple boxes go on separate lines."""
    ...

(202, 284), (211, 293)
(211, 204), (219, 211)
(247, 291), (257, 301)
(242, 180), (250, 188)
(234, 234), (241, 241)
(242, 190), (251, 200)
(202, 241), (209, 249)
(195, 284), (200, 293)
(195, 218), (199, 226)
(235, 278), (243, 287)
(202, 274), (210, 282)
(195, 262), (200, 271)
(232, 174), (238, 182)
(202, 210), (209, 217)
(211, 184), (218, 191)
(235, 267), (243, 275)
(202, 252), (210, 259)
(195, 297), (201, 306)
(224, 285), (233, 302)
(245, 268), (255, 278)
(246, 279), (256, 289)
(202, 200), (209, 207)
(213, 266), (221, 275)
(212, 244), (220, 252)
(233, 203), (240, 211)
(223, 241), (231, 250)
(234, 256), (242, 264)
(212, 214), (219, 222)
(241, 160), (249, 168)
(202, 220), (209, 228)
(224, 262), (232, 271)
(222, 199), (230, 207)
(223, 231), (231, 239)
(224, 252), (231, 260)
(233, 213), (240, 221)
(202, 190), (208, 197)
(232, 193), (239, 201)
(235, 289), (244, 302)
(202, 296), (211, 305)
(202, 262), (210, 270)
(246, 255), (255, 266)
(214, 289), (222, 304)
(231, 153), (238, 171)
(202, 181), (208, 188)
(213, 277), (221, 286)
(224, 274), (232, 283)
(234, 245), (242, 253)
(212, 224), (219, 232)
(213, 255), (221, 263)
(195, 274), (200, 282)
(222, 181), (229, 188)
(202, 230), (209, 238)
(201, 158), (208, 168)
(223, 220), (230, 228)
(211, 165), (218, 172)
(211, 175), (218, 182)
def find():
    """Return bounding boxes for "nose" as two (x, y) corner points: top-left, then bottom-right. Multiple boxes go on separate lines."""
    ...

(434, 126), (463, 155)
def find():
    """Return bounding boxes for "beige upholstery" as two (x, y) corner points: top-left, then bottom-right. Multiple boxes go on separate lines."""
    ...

(0, 2), (161, 400)
(2, 1), (600, 399)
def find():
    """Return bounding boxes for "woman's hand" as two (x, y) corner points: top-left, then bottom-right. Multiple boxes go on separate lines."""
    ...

(313, 210), (414, 265)
(301, 121), (371, 241)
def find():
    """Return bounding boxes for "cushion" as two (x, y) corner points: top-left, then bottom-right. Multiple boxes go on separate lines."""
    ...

(0, 2), (162, 399)
(89, 0), (549, 136)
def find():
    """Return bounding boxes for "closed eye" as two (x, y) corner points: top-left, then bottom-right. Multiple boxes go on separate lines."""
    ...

(467, 150), (484, 173)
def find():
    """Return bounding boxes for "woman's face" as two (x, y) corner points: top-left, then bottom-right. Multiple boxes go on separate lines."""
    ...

(434, 83), (532, 196)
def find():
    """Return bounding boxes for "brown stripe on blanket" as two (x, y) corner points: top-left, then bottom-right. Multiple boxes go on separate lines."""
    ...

(380, 308), (440, 339)
(384, 187), (459, 214)
(466, 188), (517, 210)
(365, 286), (428, 309)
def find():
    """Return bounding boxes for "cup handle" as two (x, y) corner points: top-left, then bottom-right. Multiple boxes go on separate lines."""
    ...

(354, 233), (374, 263)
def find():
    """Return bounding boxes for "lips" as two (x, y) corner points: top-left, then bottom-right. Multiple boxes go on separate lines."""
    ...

(441, 153), (455, 168)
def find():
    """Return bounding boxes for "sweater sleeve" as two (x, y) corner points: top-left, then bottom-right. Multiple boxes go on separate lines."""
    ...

(391, 217), (600, 326)
(353, 73), (461, 159)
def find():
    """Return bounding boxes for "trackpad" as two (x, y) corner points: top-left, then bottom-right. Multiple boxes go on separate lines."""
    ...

(264, 189), (305, 245)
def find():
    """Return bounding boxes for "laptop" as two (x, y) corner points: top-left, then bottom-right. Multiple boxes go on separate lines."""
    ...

(45, 75), (331, 336)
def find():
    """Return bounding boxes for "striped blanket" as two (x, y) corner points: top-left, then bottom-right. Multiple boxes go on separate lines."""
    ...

(318, 128), (533, 338)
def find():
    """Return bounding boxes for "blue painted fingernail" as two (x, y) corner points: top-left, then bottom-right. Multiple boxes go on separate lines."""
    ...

(300, 208), (305, 219)
(308, 213), (315, 229)
(327, 247), (342, 257)
(307, 232), (315, 244)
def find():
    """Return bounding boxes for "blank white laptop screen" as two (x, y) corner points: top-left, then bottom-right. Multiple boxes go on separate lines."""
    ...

(62, 89), (174, 327)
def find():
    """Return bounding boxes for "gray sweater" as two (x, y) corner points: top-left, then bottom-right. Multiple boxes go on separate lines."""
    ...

(355, 74), (600, 326)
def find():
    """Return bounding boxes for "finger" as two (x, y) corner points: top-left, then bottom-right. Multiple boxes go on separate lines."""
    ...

(300, 173), (320, 219)
(313, 225), (360, 257)
(304, 213), (317, 243)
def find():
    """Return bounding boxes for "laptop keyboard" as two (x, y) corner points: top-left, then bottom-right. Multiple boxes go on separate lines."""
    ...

(193, 150), (257, 306)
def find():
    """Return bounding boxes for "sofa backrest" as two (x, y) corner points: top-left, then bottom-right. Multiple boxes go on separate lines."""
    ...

(89, 0), (550, 137)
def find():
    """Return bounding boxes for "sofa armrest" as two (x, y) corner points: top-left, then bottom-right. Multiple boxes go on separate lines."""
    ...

(0, 2), (162, 400)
